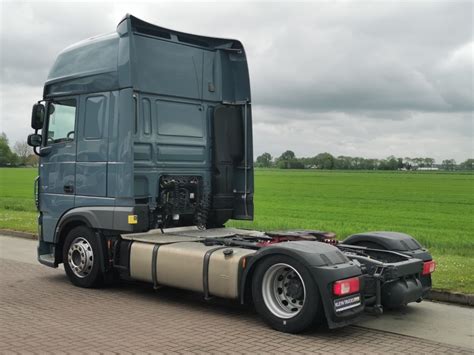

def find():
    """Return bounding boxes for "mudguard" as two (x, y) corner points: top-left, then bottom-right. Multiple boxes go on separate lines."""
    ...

(54, 205), (149, 243)
(342, 231), (434, 303)
(342, 231), (432, 261)
(240, 241), (364, 329)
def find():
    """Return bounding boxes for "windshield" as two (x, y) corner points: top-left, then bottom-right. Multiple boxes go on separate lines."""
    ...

(46, 99), (76, 144)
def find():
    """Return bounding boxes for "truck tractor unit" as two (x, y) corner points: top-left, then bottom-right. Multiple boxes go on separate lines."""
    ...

(27, 15), (435, 333)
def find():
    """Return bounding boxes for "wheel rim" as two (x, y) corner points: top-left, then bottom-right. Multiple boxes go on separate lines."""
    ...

(67, 237), (94, 278)
(261, 263), (306, 319)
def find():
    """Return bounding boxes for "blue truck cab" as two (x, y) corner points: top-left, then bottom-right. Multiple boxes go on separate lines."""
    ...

(29, 15), (253, 266)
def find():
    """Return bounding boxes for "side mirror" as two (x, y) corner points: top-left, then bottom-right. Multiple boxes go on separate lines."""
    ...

(27, 133), (42, 147)
(31, 103), (45, 130)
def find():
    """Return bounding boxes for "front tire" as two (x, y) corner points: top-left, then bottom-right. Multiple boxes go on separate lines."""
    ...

(63, 226), (103, 288)
(252, 255), (322, 333)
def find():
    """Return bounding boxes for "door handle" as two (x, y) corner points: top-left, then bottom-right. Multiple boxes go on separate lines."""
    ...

(63, 185), (74, 194)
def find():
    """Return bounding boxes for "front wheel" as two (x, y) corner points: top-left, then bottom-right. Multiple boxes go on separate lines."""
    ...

(63, 226), (103, 288)
(252, 255), (322, 333)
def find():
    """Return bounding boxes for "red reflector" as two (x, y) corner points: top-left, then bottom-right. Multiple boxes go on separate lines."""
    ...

(333, 277), (360, 296)
(422, 260), (436, 275)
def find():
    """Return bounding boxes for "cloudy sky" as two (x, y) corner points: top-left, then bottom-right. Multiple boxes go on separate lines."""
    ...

(1, 0), (472, 162)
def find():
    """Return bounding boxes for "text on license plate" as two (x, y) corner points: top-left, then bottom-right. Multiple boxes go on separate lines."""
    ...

(334, 294), (361, 312)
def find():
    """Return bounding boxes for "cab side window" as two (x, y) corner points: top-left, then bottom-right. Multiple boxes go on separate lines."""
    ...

(47, 99), (76, 144)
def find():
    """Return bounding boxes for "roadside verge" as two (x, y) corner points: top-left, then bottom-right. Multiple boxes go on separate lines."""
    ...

(0, 229), (37, 240)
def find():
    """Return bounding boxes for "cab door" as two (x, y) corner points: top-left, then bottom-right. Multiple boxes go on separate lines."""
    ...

(39, 98), (77, 243)
(75, 93), (109, 200)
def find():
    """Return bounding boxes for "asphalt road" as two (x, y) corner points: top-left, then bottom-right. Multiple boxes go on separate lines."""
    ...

(1, 234), (473, 353)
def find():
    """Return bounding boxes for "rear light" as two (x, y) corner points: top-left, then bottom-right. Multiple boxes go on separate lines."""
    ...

(422, 260), (436, 275)
(333, 277), (360, 296)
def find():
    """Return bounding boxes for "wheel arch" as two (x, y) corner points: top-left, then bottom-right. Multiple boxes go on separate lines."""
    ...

(53, 207), (131, 269)
(240, 243), (332, 305)
(53, 206), (116, 265)
(54, 215), (93, 264)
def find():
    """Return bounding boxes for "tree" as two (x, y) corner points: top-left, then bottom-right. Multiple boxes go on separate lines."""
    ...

(276, 150), (298, 169)
(424, 157), (435, 167)
(352, 157), (364, 169)
(299, 156), (314, 167)
(26, 154), (39, 167)
(403, 157), (413, 170)
(279, 150), (296, 161)
(14, 141), (30, 166)
(314, 152), (335, 169)
(460, 159), (474, 171)
(442, 159), (456, 171)
(381, 156), (399, 170)
(0, 132), (17, 166)
(335, 156), (352, 170)
(293, 160), (305, 169)
(255, 152), (273, 168)
(412, 157), (424, 168)
(397, 157), (404, 170)
(364, 158), (379, 170)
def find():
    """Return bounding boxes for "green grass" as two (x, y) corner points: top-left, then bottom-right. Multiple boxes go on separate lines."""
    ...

(1, 167), (473, 293)
(0, 168), (38, 232)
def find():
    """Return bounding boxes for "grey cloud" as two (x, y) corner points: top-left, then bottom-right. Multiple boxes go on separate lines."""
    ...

(249, 2), (473, 112)
(1, 1), (116, 86)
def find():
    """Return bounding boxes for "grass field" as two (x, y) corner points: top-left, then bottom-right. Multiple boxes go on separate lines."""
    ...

(1, 167), (473, 293)
(0, 168), (38, 232)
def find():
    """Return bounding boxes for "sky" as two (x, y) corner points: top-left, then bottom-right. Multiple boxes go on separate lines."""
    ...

(0, 0), (472, 162)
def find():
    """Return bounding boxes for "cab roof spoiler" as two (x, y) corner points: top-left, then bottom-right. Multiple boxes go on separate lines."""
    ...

(118, 14), (244, 51)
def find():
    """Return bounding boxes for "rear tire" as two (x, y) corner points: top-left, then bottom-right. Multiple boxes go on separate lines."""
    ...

(252, 255), (322, 333)
(63, 226), (103, 288)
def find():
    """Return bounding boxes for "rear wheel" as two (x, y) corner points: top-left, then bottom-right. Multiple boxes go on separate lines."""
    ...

(63, 226), (103, 288)
(252, 255), (322, 333)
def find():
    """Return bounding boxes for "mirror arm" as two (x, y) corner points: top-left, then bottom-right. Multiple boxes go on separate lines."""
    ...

(39, 146), (52, 157)
(30, 129), (44, 156)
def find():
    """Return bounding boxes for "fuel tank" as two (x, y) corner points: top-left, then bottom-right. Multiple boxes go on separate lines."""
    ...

(129, 241), (255, 298)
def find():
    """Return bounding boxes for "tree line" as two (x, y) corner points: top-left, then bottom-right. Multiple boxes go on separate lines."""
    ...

(0, 133), (38, 167)
(1, 131), (472, 171)
(255, 151), (473, 171)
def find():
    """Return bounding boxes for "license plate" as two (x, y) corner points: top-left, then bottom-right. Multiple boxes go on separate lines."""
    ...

(334, 294), (361, 312)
